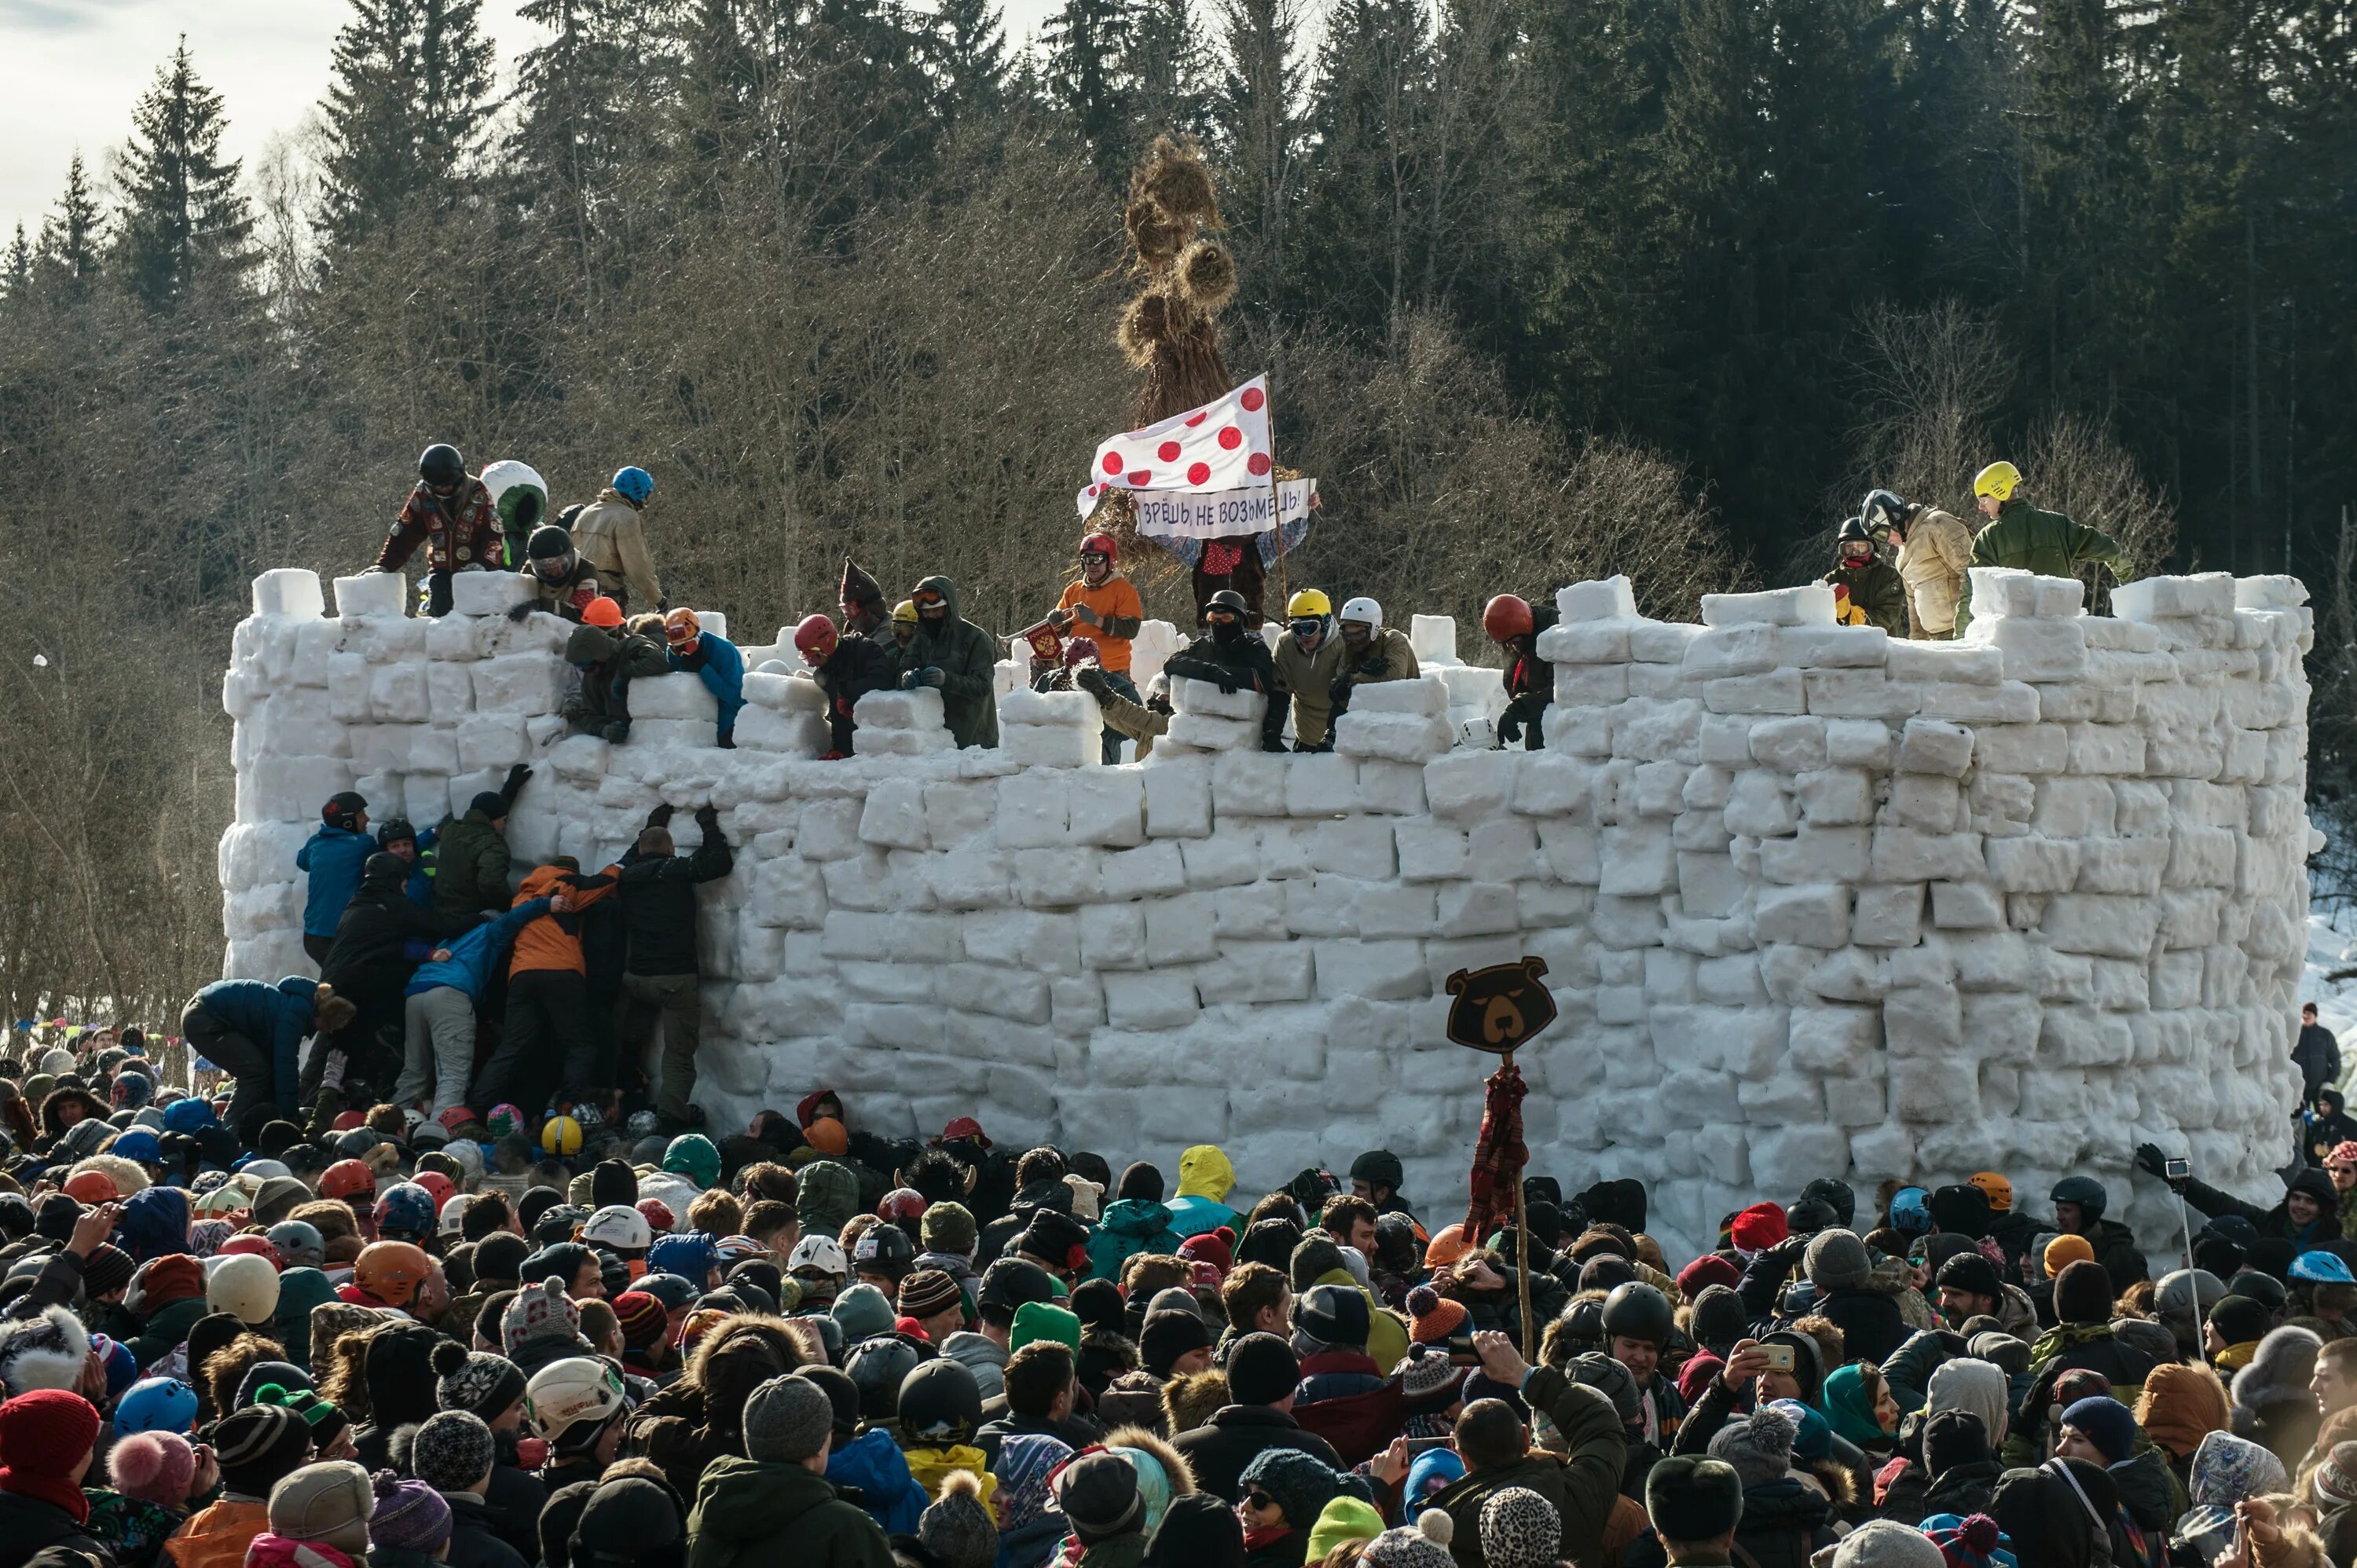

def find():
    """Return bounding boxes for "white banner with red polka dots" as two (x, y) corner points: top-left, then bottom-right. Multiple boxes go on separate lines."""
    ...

(1076, 375), (1274, 518)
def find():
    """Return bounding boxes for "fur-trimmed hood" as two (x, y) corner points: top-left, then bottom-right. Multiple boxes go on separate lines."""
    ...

(0, 1302), (90, 1394)
(39, 1086), (110, 1140)
(684, 1313), (805, 1436)
(2232, 1324), (2323, 1416)
(68, 1153), (150, 1197)
(1100, 1423), (1197, 1510)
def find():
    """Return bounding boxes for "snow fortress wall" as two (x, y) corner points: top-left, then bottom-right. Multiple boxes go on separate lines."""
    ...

(220, 564), (2316, 1256)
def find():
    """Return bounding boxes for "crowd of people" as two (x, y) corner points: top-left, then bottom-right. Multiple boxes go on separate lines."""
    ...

(0, 1024), (2344, 1568)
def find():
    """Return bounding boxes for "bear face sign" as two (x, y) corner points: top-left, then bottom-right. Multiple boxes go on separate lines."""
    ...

(1443, 957), (1558, 1054)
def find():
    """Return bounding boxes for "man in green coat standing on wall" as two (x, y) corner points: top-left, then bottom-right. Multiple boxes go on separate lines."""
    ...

(897, 575), (1000, 749)
(1953, 460), (2136, 634)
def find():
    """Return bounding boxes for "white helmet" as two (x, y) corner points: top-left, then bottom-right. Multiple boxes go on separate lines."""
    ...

(525, 1357), (625, 1445)
(438, 1193), (474, 1236)
(581, 1204), (653, 1252)
(1340, 596), (1382, 631)
(788, 1234), (849, 1280)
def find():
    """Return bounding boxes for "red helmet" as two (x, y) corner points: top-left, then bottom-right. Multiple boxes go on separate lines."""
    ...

(321, 1159), (376, 1203)
(411, 1170), (456, 1214)
(218, 1234), (283, 1270)
(1080, 533), (1117, 562)
(793, 614), (838, 665)
(1483, 594), (1534, 643)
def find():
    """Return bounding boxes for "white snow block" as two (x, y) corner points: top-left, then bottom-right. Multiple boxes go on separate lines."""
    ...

(626, 718), (717, 749)
(857, 726), (955, 757)
(731, 706), (827, 755)
(473, 655), (566, 714)
(854, 690), (945, 731)
(1971, 617), (2088, 683)
(1410, 615), (1460, 665)
(1964, 567), (2042, 621)
(449, 571), (533, 616)
(1424, 750), (1515, 820)
(1333, 712), (1452, 764)
(1556, 577), (1639, 622)
(629, 675), (721, 721)
(1003, 725), (1098, 767)
(1349, 676), (1449, 717)
(1699, 585), (1837, 628)
(742, 671), (821, 713)
(1895, 718), (1974, 778)
(1171, 678), (1266, 724)
(2235, 576), (2308, 610)
(332, 572), (408, 618)
(251, 570), (327, 620)
(1001, 687), (1102, 729)
(1167, 712), (1259, 751)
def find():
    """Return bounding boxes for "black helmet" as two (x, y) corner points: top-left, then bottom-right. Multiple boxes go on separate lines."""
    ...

(1600, 1281), (1673, 1350)
(895, 1357), (982, 1445)
(1207, 589), (1248, 616)
(1837, 516), (1874, 544)
(418, 444), (466, 487)
(1861, 489), (1910, 532)
(1350, 1149), (1404, 1193)
(374, 817), (417, 850)
(361, 851), (409, 888)
(526, 524), (574, 560)
(1800, 1178), (1856, 1230)
(2051, 1175), (2108, 1222)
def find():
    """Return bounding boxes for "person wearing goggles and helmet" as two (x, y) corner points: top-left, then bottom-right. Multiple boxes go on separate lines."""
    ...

(1822, 517), (1908, 636)
(1862, 488), (1973, 640)
(662, 607), (746, 746)
(895, 577), (999, 749)
(1163, 589), (1285, 752)
(1325, 595), (1418, 729)
(372, 443), (502, 617)
(1480, 592), (1558, 751)
(1046, 533), (1146, 762)
(793, 614), (897, 758)
(511, 525), (603, 625)
(1270, 588), (1347, 752)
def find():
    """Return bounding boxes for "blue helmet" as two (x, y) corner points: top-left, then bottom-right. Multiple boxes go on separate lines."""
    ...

(612, 467), (654, 505)
(116, 1376), (199, 1435)
(374, 1181), (436, 1241)
(112, 1130), (163, 1165)
(647, 1231), (718, 1283)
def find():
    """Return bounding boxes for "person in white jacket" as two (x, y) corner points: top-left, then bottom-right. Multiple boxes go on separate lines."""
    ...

(1865, 489), (1973, 639)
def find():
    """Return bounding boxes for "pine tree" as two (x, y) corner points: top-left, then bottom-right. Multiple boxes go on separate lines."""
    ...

(1039, 0), (1138, 176)
(1293, 0), (1430, 335)
(1, 224), (31, 308)
(1213, 0), (1305, 296)
(34, 154), (104, 297)
(317, 0), (498, 246)
(931, 0), (1009, 119)
(112, 40), (256, 310)
(513, 0), (658, 282)
(1130, 0), (1211, 147)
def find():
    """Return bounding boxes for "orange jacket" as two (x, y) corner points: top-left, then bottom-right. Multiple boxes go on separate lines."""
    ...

(167, 1498), (272, 1568)
(508, 863), (616, 977)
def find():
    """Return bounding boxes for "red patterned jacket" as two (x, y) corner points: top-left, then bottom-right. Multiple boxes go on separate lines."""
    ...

(375, 478), (501, 573)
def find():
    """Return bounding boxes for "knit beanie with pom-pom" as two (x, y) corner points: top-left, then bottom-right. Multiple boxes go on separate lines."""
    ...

(107, 1430), (196, 1508)
(1406, 1284), (1468, 1345)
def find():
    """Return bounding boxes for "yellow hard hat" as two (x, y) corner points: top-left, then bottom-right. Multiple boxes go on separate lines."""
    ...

(1974, 460), (2022, 502)
(541, 1115), (583, 1156)
(1286, 589), (1332, 618)
(892, 599), (918, 626)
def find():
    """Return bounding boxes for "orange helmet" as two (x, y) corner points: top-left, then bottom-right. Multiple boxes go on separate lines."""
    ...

(1080, 533), (1117, 562)
(793, 614), (838, 665)
(664, 607), (701, 649)
(353, 1240), (433, 1307)
(1482, 595), (1534, 643)
(581, 596), (623, 628)
(321, 1159), (376, 1203)
(63, 1171), (119, 1205)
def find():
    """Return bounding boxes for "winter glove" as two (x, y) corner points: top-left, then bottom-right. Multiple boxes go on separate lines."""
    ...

(647, 804), (676, 830)
(918, 667), (946, 689)
(506, 601), (534, 624)
(501, 763), (533, 807)
(897, 670), (920, 691)
(1073, 665), (1109, 698)
(1211, 669), (1241, 695)
(694, 804), (720, 833)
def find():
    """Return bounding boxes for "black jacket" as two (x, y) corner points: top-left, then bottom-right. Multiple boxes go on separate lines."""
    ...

(1626, 1475), (1835, 1568)
(442, 1490), (527, 1568)
(1497, 603), (1558, 748)
(2179, 1169), (2342, 1248)
(0, 1491), (115, 1568)
(483, 1447), (547, 1565)
(816, 638), (900, 753)
(1171, 1405), (1347, 1505)
(1164, 626), (1284, 748)
(1816, 1286), (1908, 1369)
(616, 820), (733, 976)
(322, 877), (476, 1000)
(2297, 1023), (2343, 1092)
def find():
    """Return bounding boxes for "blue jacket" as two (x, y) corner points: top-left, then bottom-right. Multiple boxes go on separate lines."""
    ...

(405, 898), (550, 1002)
(400, 825), (438, 907)
(823, 1427), (927, 1537)
(192, 976), (321, 1103)
(669, 633), (745, 743)
(296, 824), (372, 938)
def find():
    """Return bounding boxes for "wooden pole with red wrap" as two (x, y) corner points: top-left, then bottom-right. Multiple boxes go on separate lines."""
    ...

(1445, 956), (1560, 1368)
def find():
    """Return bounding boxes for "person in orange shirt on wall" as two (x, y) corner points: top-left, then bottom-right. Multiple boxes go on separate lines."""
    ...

(1048, 532), (1147, 764)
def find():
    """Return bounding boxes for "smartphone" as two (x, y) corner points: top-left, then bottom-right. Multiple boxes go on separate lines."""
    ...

(1446, 1334), (1478, 1366)
(2165, 1158), (2190, 1181)
(1762, 1343), (1795, 1373)
(1404, 1435), (1454, 1453)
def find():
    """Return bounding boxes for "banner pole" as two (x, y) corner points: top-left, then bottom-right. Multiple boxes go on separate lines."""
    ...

(1508, 1050), (1534, 1367)
(1267, 383), (1288, 606)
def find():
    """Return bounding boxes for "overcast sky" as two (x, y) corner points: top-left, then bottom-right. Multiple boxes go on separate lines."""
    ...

(0, 0), (1061, 240)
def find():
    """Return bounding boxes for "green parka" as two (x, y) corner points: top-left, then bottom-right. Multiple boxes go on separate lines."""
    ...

(433, 809), (512, 920)
(1824, 558), (1910, 638)
(901, 575), (1000, 749)
(1954, 499), (2134, 633)
(687, 1456), (894, 1568)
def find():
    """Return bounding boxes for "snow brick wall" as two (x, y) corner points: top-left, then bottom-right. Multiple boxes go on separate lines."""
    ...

(220, 564), (2317, 1256)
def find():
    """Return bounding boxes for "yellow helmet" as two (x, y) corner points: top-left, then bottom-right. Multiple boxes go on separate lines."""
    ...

(1286, 589), (1332, 619)
(1974, 460), (2022, 502)
(891, 599), (918, 626)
